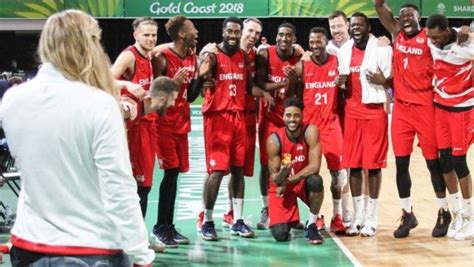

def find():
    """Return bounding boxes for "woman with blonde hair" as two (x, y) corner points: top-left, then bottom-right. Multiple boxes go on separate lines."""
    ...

(0, 10), (154, 267)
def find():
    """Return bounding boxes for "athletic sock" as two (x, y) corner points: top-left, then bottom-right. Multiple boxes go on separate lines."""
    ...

(436, 197), (449, 211)
(204, 209), (213, 222)
(333, 199), (342, 218)
(233, 198), (244, 220)
(400, 197), (412, 213)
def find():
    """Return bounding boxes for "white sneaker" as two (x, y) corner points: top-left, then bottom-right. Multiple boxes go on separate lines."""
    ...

(360, 216), (377, 237)
(342, 210), (353, 228)
(447, 211), (464, 238)
(454, 215), (473, 241)
(149, 233), (166, 252)
(345, 215), (362, 236)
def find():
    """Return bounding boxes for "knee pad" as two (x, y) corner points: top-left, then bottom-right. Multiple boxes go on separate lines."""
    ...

(270, 223), (291, 241)
(305, 174), (324, 193)
(438, 148), (453, 174)
(368, 169), (381, 176)
(452, 155), (470, 178)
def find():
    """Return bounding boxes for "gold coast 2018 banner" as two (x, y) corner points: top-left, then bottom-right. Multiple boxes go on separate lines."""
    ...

(0, 0), (471, 18)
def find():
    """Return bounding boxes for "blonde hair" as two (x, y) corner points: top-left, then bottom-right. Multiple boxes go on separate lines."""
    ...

(39, 10), (116, 97)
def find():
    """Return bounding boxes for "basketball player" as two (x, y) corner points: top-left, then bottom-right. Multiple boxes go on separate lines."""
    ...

(150, 15), (200, 248)
(339, 12), (392, 237)
(293, 27), (347, 235)
(426, 14), (473, 241)
(266, 97), (324, 244)
(193, 17), (254, 241)
(255, 22), (302, 228)
(374, 0), (450, 238)
(111, 17), (158, 218)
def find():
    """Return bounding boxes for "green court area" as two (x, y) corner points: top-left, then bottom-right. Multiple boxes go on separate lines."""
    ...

(0, 107), (355, 266)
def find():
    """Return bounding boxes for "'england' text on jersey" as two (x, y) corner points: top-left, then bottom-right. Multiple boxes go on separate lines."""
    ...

(305, 81), (337, 89)
(219, 73), (244, 81)
(396, 43), (423, 55)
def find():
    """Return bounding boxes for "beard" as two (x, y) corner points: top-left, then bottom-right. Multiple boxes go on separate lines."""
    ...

(223, 40), (239, 54)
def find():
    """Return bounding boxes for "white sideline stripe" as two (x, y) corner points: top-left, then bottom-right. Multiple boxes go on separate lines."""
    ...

(331, 235), (362, 267)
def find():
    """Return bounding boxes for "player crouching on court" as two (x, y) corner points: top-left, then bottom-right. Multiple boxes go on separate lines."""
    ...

(266, 97), (325, 244)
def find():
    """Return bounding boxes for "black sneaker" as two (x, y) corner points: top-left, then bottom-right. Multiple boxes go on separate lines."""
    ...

(153, 224), (178, 248)
(432, 208), (452, 238)
(201, 221), (218, 241)
(305, 222), (324, 245)
(393, 209), (418, 238)
(170, 224), (190, 244)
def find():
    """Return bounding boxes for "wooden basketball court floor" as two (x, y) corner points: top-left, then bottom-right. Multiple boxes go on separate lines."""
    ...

(1, 106), (472, 266)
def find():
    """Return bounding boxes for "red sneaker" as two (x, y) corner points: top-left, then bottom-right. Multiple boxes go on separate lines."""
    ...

(316, 215), (326, 231)
(197, 211), (204, 232)
(222, 210), (234, 228)
(330, 214), (346, 235)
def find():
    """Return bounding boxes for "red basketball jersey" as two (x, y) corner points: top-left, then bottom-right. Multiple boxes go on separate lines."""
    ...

(259, 45), (300, 127)
(346, 46), (386, 119)
(119, 46), (153, 120)
(393, 29), (434, 105)
(157, 48), (196, 133)
(120, 46), (153, 92)
(274, 125), (309, 175)
(202, 48), (247, 114)
(431, 41), (474, 108)
(302, 55), (339, 125)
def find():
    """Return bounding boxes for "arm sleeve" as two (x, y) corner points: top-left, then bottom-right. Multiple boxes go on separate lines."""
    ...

(187, 78), (204, 103)
(91, 96), (154, 265)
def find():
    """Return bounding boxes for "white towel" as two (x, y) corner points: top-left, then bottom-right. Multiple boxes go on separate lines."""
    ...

(338, 34), (393, 104)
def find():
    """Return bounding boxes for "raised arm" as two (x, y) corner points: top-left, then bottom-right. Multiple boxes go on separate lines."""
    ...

(373, 0), (401, 38)
(287, 124), (322, 184)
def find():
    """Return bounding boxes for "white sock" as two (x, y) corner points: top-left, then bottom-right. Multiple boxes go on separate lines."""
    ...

(204, 209), (213, 222)
(450, 192), (463, 212)
(436, 197), (449, 211)
(463, 198), (472, 217)
(362, 194), (369, 209)
(333, 199), (342, 218)
(400, 197), (412, 213)
(261, 195), (268, 208)
(352, 196), (363, 219)
(309, 212), (318, 224)
(341, 192), (350, 213)
(226, 198), (233, 213)
(367, 198), (378, 219)
(233, 198), (244, 220)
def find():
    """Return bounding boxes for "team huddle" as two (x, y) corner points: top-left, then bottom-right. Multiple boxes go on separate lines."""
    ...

(113, 0), (473, 248)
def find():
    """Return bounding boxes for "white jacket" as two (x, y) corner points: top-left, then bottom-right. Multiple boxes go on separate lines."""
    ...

(339, 34), (393, 104)
(0, 63), (154, 265)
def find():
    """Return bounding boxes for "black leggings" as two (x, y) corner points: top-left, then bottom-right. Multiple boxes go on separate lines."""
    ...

(137, 186), (151, 218)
